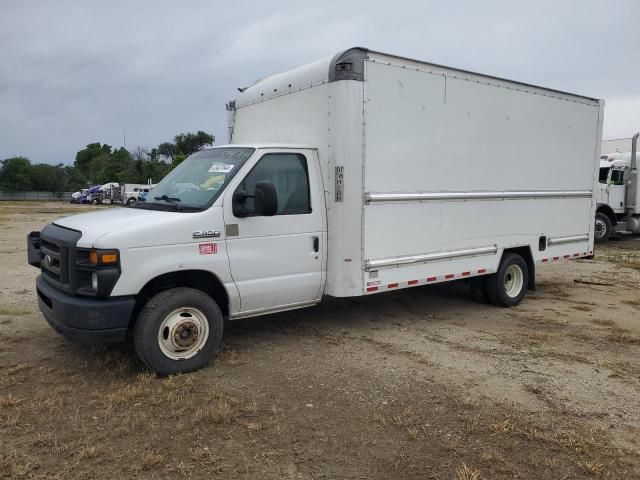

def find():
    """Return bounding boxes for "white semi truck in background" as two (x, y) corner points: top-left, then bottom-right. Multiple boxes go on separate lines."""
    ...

(595, 132), (640, 242)
(27, 47), (603, 374)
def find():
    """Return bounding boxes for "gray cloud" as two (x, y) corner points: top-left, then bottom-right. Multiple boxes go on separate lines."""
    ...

(1, 0), (639, 164)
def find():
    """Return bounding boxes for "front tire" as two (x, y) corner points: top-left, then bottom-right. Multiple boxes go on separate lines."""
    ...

(91, 198), (99, 205)
(133, 287), (224, 375)
(126, 197), (136, 205)
(486, 253), (529, 307)
(594, 212), (611, 244)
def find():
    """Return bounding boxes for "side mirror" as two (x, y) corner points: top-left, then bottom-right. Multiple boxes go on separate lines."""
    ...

(232, 190), (250, 217)
(254, 180), (278, 216)
(232, 181), (278, 217)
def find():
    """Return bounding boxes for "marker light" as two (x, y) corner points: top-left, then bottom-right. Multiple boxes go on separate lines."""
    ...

(88, 250), (119, 266)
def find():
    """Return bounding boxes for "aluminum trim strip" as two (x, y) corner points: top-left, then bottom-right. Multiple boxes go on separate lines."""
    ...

(547, 234), (589, 246)
(365, 245), (497, 270)
(365, 190), (592, 203)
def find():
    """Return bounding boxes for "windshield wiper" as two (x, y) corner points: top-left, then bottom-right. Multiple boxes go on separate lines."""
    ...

(154, 195), (183, 210)
(154, 194), (181, 203)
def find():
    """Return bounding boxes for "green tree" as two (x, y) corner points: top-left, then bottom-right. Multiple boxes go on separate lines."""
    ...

(62, 166), (87, 191)
(157, 142), (176, 162)
(30, 163), (66, 191)
(0, 156), (32, 191)
(74, 143), (112, 177)
(174, 131), (214, 156)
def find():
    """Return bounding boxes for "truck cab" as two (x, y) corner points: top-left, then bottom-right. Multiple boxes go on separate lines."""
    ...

(595, 133), (640, 243)
(28, 145), (326, 374)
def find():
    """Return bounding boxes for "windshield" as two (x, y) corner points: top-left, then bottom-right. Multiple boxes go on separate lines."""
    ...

(135, 147), (255, 211)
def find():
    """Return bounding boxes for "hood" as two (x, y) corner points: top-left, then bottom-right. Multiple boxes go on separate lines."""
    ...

(53, 208), (182, 247)
(53, 207), (220, 248)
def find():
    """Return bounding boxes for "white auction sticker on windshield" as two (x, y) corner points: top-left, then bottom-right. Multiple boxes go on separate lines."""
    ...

(208, 163), (234, 173)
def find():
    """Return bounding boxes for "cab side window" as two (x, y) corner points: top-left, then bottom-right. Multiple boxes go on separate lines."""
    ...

(237, 153), (311, 215)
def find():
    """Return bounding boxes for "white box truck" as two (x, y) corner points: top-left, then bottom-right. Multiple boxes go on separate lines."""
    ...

(27, 47), (603, 374)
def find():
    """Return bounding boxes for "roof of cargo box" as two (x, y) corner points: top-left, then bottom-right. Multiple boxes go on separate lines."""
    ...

(230, 47), (600, 109)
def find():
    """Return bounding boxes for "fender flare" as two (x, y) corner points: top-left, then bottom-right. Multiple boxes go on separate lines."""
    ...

(596, 203), (617, 226)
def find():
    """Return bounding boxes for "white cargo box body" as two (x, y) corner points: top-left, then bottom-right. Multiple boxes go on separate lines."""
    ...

(229, 48), (603, 298)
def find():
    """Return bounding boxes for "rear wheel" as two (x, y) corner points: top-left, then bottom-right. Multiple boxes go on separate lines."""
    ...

(486, 253), (528, 307)
(133, 287), (224, 375)
(594, 212), (611, 244)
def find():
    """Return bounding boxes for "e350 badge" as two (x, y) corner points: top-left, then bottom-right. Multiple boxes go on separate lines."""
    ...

(199, 243), (218, 255)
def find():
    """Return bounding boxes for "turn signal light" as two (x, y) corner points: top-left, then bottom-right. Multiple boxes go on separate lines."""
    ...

(88, 250), (119, 266)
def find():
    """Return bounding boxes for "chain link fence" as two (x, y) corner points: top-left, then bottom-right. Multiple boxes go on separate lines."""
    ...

(0, 191), (74, 201)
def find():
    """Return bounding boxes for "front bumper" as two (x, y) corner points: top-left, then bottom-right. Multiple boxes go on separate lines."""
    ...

(36, 275), (135, 344)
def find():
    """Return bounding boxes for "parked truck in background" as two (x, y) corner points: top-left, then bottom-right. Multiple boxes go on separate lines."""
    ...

(122, 183), (156, 205)
(26, 47), (603, 375)
(595, 132), (640, 243)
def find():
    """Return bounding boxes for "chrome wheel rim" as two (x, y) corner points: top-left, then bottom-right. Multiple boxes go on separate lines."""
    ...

(504, 264), (524, 298)
(157, 307), (209, 360)
(595, 218), (606, 238)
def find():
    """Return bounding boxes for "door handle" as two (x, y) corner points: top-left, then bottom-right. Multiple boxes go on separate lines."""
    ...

(313, 236), (319, 253)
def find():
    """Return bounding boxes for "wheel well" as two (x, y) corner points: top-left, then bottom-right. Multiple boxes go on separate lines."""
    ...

(502, 246), (535, 291)
(596, 204), (617, 226)
(131, 270), (230, 326)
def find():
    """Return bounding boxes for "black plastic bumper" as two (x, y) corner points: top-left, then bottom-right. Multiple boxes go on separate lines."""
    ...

(36, 275), (135, 344)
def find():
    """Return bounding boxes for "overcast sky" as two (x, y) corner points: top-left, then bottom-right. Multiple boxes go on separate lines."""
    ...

(1, 0), (639, 165)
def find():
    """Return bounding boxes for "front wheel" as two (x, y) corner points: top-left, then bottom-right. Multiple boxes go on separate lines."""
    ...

(126, 197), (136, 205)
(91, 198), (99, 205)
(486, 253), (529, 307)
(594, 212), (611, 244)
(133, 287), (224, 375)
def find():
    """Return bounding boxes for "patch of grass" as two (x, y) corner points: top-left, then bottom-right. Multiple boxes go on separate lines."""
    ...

(600, 251), (640, 271)
(141, 450), (165, 470)
(570, 305), (592, 312)
(592, 319), (615, 327)
(76, 446), (98, 461)
(0, 452), (36, 478)
(480, 451), (505, 464)
(0, 394), (24, 408)
(489, 419), (513, 435)
(196, 397), (233, 423)
(456, 463), (480, 480)
(602, 361), (640, 378)
(607, 327), (640, 345)
(105, 383), (146, 408)
(622, 299), (640, 307)
(579, 460), (606, 476)
(0, 306), (31, 316)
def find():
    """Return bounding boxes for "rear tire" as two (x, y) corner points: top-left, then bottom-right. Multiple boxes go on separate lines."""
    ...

(486, 253), (528, 307)
(594, 212), (611, 244)
(133, 287), (224, 375)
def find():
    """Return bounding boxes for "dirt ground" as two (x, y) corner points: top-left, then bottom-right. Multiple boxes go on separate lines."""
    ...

(1, 201), (639, 479)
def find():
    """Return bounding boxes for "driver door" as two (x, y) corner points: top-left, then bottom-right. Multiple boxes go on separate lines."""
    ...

(222, 150), (325, 316)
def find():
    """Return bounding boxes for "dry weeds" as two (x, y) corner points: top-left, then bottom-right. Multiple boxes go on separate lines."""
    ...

(456, 463), (480, 480)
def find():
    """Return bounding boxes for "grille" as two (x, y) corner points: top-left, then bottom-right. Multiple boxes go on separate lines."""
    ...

(39, 224), (81, 294)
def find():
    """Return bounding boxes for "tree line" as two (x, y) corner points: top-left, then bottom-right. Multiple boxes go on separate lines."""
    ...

(0, 131), (214, 192)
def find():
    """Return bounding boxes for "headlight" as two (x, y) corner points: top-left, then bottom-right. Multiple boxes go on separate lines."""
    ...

(91, 272), (98, 290)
